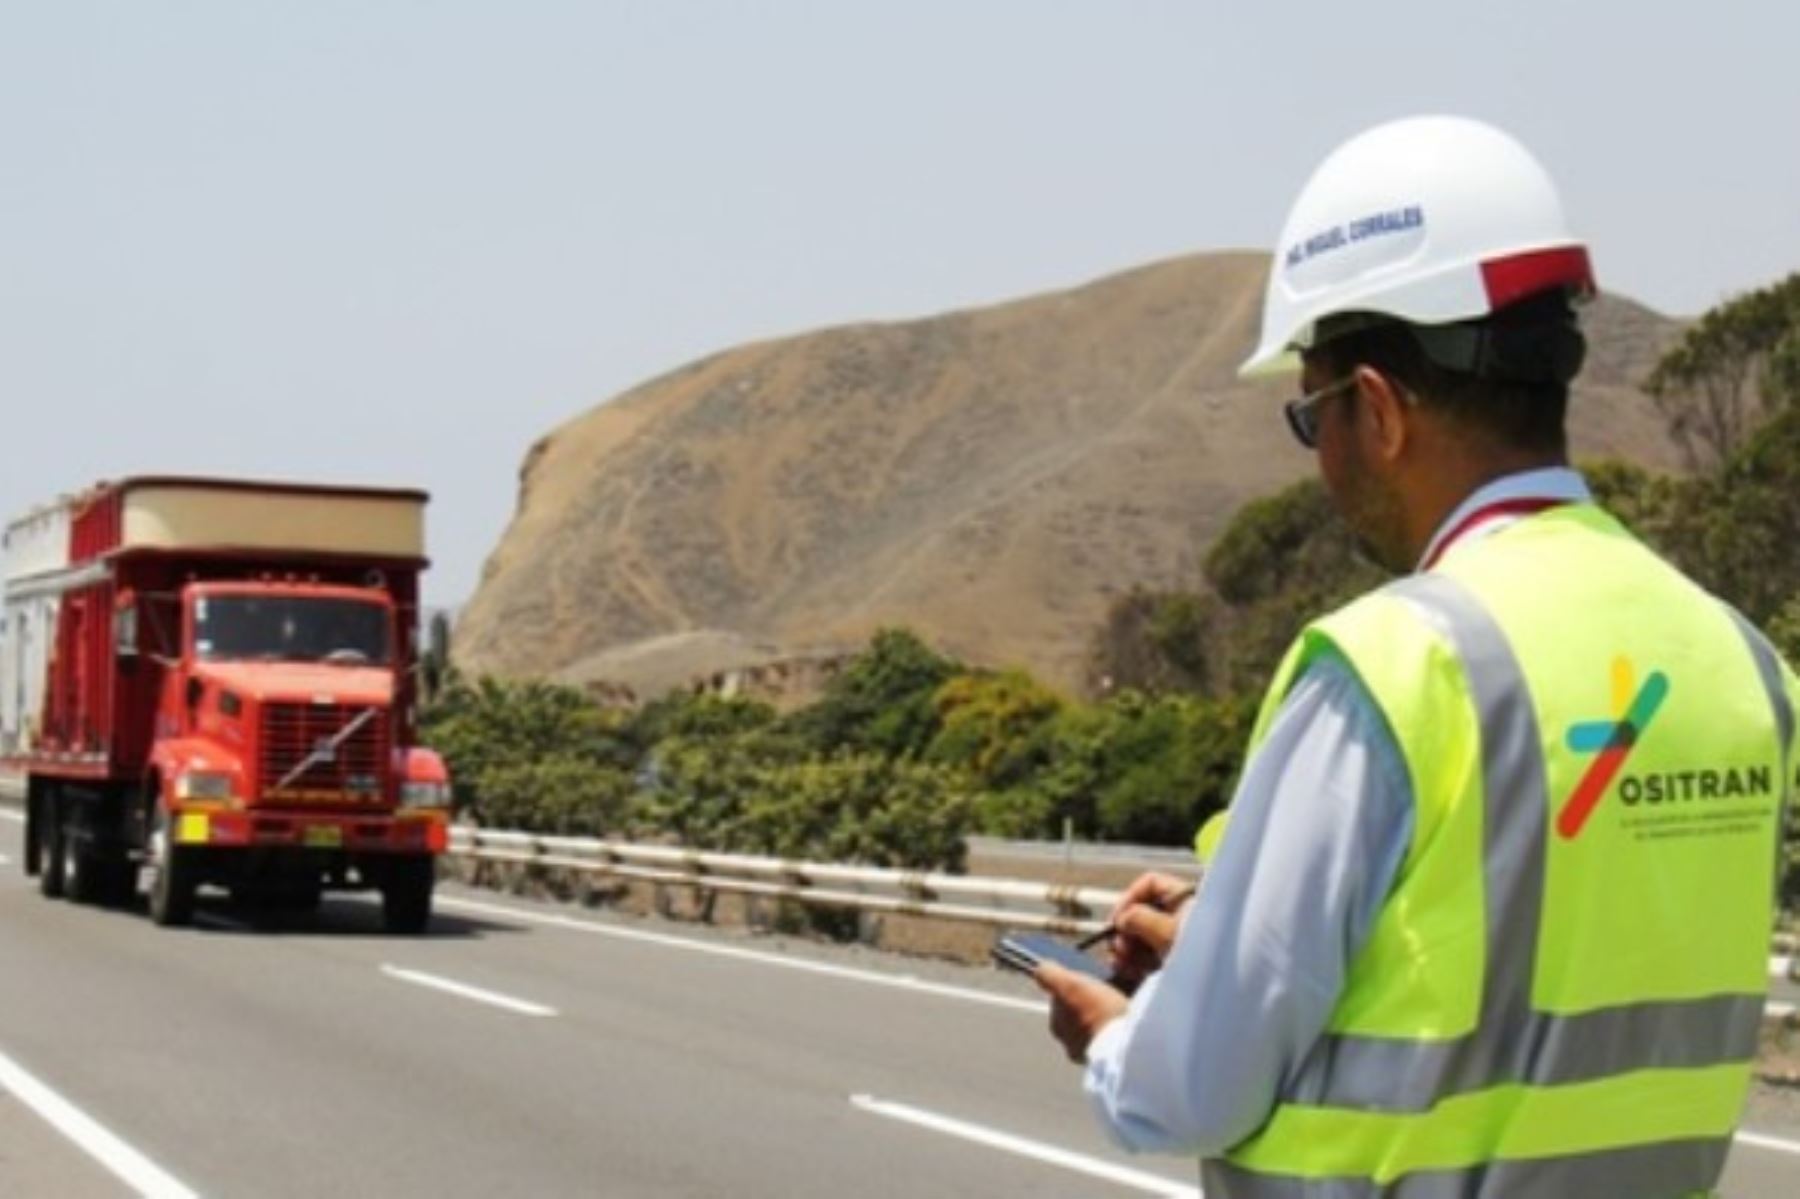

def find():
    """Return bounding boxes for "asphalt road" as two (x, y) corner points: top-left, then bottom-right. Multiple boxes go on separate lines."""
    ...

(1, 809), (1797, 1197)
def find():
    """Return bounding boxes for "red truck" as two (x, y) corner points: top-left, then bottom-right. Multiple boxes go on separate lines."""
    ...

(1, 476), (450, 932)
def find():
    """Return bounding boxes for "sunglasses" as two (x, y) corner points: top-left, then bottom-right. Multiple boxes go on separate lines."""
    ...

(1284, 376), (1357, 450)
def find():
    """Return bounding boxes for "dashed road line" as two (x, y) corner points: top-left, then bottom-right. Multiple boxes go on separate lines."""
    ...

(379, 963), (558, 1017)
(435, 893), (1044, 1013)
(851, 1093), (1199, 1197)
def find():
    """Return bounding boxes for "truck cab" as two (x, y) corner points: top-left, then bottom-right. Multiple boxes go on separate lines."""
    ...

(134, 580), (448, 929)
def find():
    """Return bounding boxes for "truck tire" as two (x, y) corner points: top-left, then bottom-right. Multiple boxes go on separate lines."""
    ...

(36, 799), (66, 900)
(23, 780), (42, 878)
(61, 822), (101, 905)
(381, 856), (435, 935)
(148, 811), (196, 927)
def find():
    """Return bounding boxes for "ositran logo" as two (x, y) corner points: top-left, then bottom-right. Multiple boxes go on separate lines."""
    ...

(1556, 657), (1670, 839)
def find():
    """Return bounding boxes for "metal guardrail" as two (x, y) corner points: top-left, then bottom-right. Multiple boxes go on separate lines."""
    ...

(966, 834), (1201, 869)
(446, 826), (1800, 981)
(446, 826), (1123, 937)
(2, 775), (1794, 967)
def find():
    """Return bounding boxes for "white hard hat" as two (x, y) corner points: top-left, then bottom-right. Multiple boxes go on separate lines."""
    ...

(1240, 115), (1595, 378)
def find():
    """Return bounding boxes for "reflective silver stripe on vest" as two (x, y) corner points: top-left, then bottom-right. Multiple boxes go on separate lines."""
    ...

(1719, 605), (1796, 757)
(1720, 601), (1795, 906)
(1284, 573), (1764, 1115)
(1204, 1135), (1731, 1199)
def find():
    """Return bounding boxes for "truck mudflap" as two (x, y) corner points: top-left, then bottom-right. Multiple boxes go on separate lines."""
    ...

(170, 805), (448, 854)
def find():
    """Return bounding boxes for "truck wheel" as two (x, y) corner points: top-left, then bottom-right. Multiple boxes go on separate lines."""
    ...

(381, 857), (435, 935)
(61, 822), (100, 905)
(36, 805), (66, 899)
(148, 813), (196, 927)
(23, 782), (42, 877)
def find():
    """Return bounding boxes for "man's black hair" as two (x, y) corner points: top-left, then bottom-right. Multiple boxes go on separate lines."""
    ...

(1310, 292), (1585, 456)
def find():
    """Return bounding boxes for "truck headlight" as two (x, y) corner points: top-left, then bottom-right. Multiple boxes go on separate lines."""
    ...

(400, 781), (451, 809)
(175, 771), (236, 801)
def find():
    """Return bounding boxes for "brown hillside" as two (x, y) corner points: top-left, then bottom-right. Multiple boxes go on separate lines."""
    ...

(454, 251), (1685, 696)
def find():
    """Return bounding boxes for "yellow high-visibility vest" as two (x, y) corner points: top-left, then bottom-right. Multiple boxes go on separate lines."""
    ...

(1210, 504), (1793, 1197)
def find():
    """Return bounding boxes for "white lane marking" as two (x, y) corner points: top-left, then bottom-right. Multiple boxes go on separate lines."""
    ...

(436, 894), (1044, 1014)
(854, 1097), (1800, 1188)
(0, 853), (10, 866)
(0, 1046), (199, 1198)
(379, 964), (558, 1017)
(1768, 1001), (1797, 1021)
(1738, 1129), (1800, 1157)
(1773, 955), (1794, 980)
(0, 808), (24, 823)
(852, 1094), (1199, 1197)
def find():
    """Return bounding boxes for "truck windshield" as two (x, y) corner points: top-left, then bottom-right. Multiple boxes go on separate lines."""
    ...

(193, 596), (390, 665)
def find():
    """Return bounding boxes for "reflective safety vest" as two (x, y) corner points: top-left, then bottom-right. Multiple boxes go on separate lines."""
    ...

(1208, 504), (1794, 1198)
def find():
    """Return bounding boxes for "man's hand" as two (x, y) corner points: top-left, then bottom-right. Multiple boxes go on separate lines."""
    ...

(1106, 871), (1196, 986)
(1033, 962), (1129, 1064)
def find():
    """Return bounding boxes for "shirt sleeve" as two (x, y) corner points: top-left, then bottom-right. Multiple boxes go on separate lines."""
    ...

(1081, 652), (1413, 1157)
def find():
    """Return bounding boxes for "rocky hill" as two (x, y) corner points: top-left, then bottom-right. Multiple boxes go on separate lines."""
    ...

(454, 251), (1685, 696)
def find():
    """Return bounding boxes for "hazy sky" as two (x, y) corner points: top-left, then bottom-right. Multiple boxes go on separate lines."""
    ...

(4, 3), (1796, 610)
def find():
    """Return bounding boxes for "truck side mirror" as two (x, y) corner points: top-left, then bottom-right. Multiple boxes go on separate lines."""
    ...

(115, 606), (139, 673)
(185, 676), (203, 712)
(115, 605), (139, 657)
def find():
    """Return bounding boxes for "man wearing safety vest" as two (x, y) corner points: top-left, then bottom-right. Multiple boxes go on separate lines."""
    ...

(1034, 115), (1799, 1196)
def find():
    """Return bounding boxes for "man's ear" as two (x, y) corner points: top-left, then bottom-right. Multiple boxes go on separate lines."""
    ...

(1353, 365), (1410, 464)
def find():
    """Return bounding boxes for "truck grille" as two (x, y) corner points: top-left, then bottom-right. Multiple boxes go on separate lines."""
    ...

(258, 702), (390, 802)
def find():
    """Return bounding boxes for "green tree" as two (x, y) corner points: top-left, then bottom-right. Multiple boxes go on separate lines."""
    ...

(967, 700), (1120, 839)
(926, 670), (1064, 790)
(627, 691), (778, 748)
(475, 755), (635, 836)
(1091, 691), (1253, 845)
(423, 675), (632, 815)
(633, 731), (787, 846)
(1579, 458), (1683, 543)
(1680, 407), (1800, 624)
(1768, 594), (1800, 665)
(1645, 273), (1800, 470)
(727, 755), (971, 871)
(1086, 587), (1223, 696)
(1088, 479), (1385, 704)
(421, 610), (453, 703)
(785, 628), (959, 757)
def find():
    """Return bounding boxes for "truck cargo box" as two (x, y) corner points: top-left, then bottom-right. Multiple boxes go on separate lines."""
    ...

(3, 476), (428, 771)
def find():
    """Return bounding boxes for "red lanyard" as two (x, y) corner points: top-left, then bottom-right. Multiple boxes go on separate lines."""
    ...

(1420, 497), (1569, 572)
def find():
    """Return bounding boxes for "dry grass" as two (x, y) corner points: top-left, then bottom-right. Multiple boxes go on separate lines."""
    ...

(454, 251), (1686, 699)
